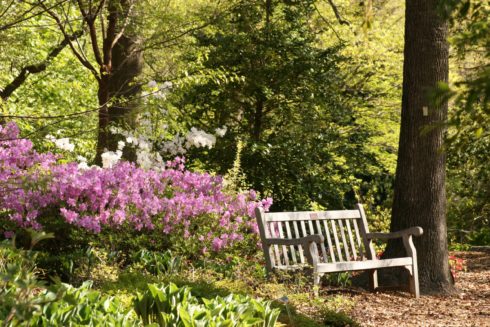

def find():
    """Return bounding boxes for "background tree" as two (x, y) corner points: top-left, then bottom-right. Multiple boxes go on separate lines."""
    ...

(174, 0), (388, 211)
(36, 0), (143, 162)
(441, 0), (490, 245)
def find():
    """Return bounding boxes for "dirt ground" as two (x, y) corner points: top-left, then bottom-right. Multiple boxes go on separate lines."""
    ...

(348, 250), (490, 327)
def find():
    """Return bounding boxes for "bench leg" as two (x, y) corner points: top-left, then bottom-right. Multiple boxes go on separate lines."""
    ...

(369, 269), (378, 291)
(409, 265), (420, 298)
(313, 272), (321, 296)
(403, 235), (420, 298)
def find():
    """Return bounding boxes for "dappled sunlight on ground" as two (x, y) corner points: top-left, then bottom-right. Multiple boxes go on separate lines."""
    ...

(346, 250), (490, 326)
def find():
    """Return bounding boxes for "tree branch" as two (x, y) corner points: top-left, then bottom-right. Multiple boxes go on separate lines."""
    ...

(1, 30), (83, 100)
(110, 0), (135, 51)
(0, 0), (69, 31)
(37, 0), (100, 80)
(76, 0), (103, 65)
(325, 0), (349, 25)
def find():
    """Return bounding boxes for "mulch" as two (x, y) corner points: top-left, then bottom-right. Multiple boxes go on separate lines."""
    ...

(346, 250), (490, 327)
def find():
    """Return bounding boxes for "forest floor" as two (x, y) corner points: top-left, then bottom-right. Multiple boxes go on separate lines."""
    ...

(346, 250), (490, 327)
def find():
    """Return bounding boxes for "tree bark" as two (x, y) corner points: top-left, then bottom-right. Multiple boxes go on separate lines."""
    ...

(94, 34), (143, 164)
(384, 0), (454, 294)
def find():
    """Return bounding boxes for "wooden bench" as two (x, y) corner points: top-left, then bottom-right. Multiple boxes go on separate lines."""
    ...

(255, 204), (423, 298)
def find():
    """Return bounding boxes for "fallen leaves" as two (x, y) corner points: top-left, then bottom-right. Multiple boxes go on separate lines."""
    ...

(346, 250), (490, 327)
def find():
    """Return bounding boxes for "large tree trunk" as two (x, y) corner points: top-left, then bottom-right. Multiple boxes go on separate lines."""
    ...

(95, 34), (143, 164)
(384, 0), (454, 295)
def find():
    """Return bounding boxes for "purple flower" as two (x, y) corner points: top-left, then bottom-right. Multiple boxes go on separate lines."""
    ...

(60, 208), (79, 223)
(211, 237), (225, 251)
(3, 231), (14, 239)
(0, 122), (274, 254)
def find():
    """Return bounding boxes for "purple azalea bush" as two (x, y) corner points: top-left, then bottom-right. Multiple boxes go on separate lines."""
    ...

(0, 122), (272, 254)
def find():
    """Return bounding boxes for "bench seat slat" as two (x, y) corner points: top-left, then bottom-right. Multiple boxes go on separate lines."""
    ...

(315, 257), (413, 273)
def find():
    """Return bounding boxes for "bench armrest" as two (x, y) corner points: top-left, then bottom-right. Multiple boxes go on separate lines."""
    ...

(264, 234), (325, 247)
(366, 227), (423, 240)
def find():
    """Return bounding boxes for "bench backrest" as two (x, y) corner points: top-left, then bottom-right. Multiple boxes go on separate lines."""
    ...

(255, 204), (374, 270)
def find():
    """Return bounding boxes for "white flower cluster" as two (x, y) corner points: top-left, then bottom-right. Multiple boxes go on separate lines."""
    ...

(109, 122), (227, 169)
(143, 80), (173, 100)
(76, 155), (90, 170)
(45, 135), (75, 152)
(109, 126), (164, 170)
(101, 150), (122, 169)
(215, 126), (227, 137)
(162, 135), (187, 156)
(161, 126), (227, 156)
(100, 140), (126, 169)
(185, 127), (216, 149)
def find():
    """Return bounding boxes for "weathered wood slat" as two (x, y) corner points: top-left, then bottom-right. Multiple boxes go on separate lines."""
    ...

(338, 220), (351, 260)
(352, 219), (365, 259)
(314, 218), (328, 262)
(277, 222), (290, 266)
(264, 210), (361, 222)
(268, 222), (282, 265)
(306, 219), (318, 262)
(300, 220), (307, 240)
(284, 221), (298, 264)
(330, 220), (344, 261)
(345, 219), (358, 260)
(323, 220), (336, 263)
(307, 219), (315, 236)
(293, 221), (306, 264)
(315, 257), (413, 273)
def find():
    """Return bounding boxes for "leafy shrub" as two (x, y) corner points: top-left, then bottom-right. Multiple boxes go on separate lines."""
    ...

(0, 242), (46, 325)
(0, 122), (272, 258)
(132, 249), (183, 275)
(468, 227), (490, 246)
(33, 281), (138, 326)
(134, 283), (280, 326)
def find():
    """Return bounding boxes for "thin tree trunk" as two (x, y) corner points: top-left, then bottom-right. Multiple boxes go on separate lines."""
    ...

(252, 98), (264, 141)
(94, 35), (143, 164)
(95, 76), (111, 165)
(384, 0), (454, 295)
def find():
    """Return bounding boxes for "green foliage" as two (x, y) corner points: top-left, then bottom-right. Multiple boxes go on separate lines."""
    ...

(323, 272), (352, 288)
(132, 249), (183, 276)
(133, 282), (280, 326)
(0, 239), (47, 325)
(174, 0), (390, 211)
(0, 230), (133, 326)
(467, 227), (490, 245)
(447, 138), (490, 245)
(33, 281), (138, 326)
(322, 310), (360, 327)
